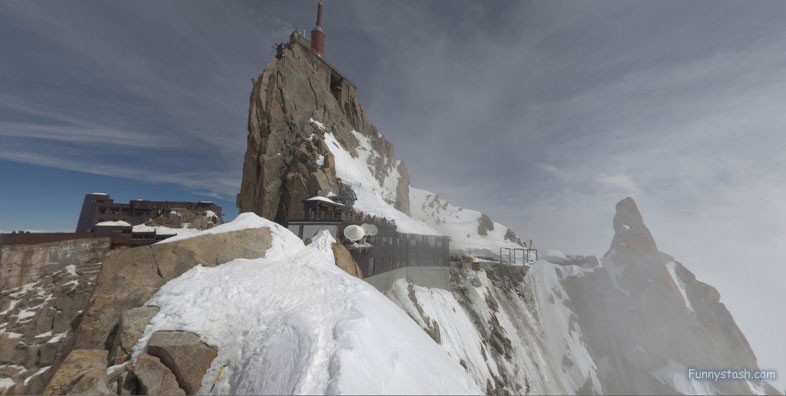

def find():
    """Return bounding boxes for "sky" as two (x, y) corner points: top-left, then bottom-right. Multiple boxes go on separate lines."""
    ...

(0, 1), (784, 390)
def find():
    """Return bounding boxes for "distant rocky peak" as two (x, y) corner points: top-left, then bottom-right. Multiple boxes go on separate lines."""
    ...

(608, 197), (658, 255)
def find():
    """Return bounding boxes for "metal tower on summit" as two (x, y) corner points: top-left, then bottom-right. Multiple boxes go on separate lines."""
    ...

(311, 2), (325, 56)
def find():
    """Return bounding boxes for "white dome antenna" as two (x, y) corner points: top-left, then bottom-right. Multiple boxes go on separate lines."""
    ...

(343, 225), (365, 242)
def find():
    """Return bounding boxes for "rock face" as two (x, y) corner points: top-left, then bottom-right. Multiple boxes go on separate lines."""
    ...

(43, 349), (108, 395)
(146, 331), (217, 395)
(236, 32), (411, 225)
(331, 242), (363, 279)
(477, 213), (495, 236)
(0, 237), (109, 289)
(0, 264), (97, 395)
(133, 353), (185, 396)
(388, 197), (778, 395)
(73, 227), (272, 351)
(44, 226), (272, 394)
(110, 306), (160, 365)
(559, 197), (779, 395)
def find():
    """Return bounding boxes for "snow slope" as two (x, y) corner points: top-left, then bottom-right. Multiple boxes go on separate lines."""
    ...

(324, 129), (441, 236)
(409, 186), (521, 253)
(387, 261), (601, 394)
(319, 119), (523, 254)
(132, 214), (480, 395)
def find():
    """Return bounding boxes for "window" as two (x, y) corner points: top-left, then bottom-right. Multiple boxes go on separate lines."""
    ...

(368, 257), (375, 276)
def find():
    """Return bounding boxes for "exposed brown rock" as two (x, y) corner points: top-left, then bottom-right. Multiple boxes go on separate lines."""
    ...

(146, 331), (217, 395)
(331, 242), (363, 279)
(43, 349), (108, 395)
(73, 227), (272, 351)
(0, 264), (96, 395)
(110, 306), (160, 365)
(133, 353), (186, 396)
(236, 32), (411, 225)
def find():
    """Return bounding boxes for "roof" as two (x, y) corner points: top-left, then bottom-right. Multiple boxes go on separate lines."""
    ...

(95, 220), (131, 227)
(304, 196), (345, 207)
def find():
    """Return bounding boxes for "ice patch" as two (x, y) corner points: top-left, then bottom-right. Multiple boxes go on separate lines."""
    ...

(666, 261), (695, 314)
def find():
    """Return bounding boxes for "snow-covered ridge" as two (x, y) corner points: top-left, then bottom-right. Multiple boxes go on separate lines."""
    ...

(320, 121), (524, 253)
(409, 186), (521, 253)
(323, 131), (441, 236)
(133, 224), (480, 395)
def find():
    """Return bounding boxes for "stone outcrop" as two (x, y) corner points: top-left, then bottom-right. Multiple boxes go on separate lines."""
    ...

(237, 32), (411, 225)
(0, 236), (109, 289)
(477, 213), (495, 236)
(133, 353), (185, 395)
(44, 226), (272, 394)
(43, 349), (108, 395)
(146, 331), (217, 395)
(73, 227), (272, 351)
(109, 306), (160, 365)
(0, 264), (97, 395)
(331, 242), (363, 279)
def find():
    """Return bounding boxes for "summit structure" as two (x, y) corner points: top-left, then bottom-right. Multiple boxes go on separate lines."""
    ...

(310, 2), (325, 55)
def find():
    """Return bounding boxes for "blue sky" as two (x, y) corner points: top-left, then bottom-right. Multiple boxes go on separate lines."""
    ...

(1, 1), (785, 388)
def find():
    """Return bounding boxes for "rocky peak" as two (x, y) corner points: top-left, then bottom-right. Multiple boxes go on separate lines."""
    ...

(236, 32), (411, 224)
(608, 197), (658, 254)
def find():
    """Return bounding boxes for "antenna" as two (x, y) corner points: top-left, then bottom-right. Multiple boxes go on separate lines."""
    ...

(361, 223), (378, 237)
(343, 225), (365, 242)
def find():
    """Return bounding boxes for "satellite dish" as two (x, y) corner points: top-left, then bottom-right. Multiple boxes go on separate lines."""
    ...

(361, 223), (378, 237)
(343, 225), (365, 242)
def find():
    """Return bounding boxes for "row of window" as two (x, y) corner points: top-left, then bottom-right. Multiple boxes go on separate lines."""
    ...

(367, 254), (447, 276)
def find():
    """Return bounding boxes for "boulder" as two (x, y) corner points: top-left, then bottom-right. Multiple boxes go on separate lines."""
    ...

(133, 353), (185, 395)
(331, 242), (363, 279)
(111, 306), (160, 364)
(73, 247), (163, 350)
(43, 349), (107, 395)
(150, 227), (272, 280)
(146, 331), (217, 395)
(73, 227), (272, 351)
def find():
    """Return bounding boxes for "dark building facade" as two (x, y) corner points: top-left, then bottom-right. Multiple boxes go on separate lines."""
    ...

(287, 197), (451, 278)
(75, 193), (222, 233)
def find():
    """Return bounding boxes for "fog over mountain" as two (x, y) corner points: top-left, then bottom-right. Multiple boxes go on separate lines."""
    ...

(1, 1), (784, 391)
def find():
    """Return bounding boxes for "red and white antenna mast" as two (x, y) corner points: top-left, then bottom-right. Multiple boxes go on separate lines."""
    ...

(311, 2), (325, 56)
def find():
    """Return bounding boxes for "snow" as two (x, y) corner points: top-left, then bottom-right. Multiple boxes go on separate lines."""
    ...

(64, 264), (78, 277)
(309, 118), (327, 130)
(95, 220), (131, 227)
(324, 131), (441, 236)
(90, 192), (108, 196)
(651, 359), (715, 395)
(23, 366), (51, 386)
(133, 228), (479, 395)
(0, 378), (15, 390)
(154, 213), (277, 245)
(305, 196), (342, 206)
(666, 261), (695, 314)
(131, 224), (200, 239)
(47, 331), (69, 343)
(205, 210), (217, 219)
(409, 186), (521, 253)
(528, 261), (601, 392)
(315, 154), (325, 167)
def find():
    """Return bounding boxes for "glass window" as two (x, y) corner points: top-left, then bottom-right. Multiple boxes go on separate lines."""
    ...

(368, 257), (375, 276)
